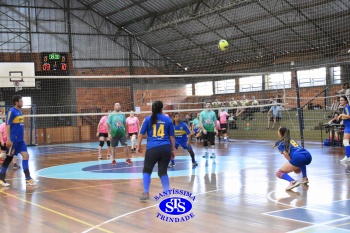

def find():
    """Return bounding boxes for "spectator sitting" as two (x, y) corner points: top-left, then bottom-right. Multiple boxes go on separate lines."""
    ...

(235, 95), (250, 119)
(228, 97), (238, 116)
(336, 83), (350, 95)
(242, 96), (260, 121)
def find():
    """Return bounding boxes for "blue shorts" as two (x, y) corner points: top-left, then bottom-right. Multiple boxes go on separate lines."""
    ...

(8, 141), (28, 156)
(175, 143), (191, 150)
(289, 151), (312, 167)
(344, 125), (350, 134)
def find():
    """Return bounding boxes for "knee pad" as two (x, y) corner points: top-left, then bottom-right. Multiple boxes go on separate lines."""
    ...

(222, 129), (227, 134)
(106, 141), (111, 147)
(276, 169), (284, 179)
(131, 134), (137, 143)
(204, 141), (208, 147)
(343, 139), (349, 147)
(99, 141), (105, 147)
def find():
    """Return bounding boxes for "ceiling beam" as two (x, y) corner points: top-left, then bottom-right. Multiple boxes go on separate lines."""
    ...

(118, 0), (204, 28)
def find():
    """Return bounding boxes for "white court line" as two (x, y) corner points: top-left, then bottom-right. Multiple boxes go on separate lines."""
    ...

(81, 188), (222, 233)
(37, 160), (194, 178)
(266, 179), (350, 231)
(286, 216), (350, 233)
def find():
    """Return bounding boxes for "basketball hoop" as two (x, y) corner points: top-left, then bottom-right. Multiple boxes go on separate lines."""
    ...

(13, 80), (23, 92)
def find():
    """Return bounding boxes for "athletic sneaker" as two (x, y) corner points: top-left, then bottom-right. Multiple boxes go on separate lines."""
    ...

(13, 163), (20, 170)
(0, 180), (10, 187)
(26, 179), (35, 186)
(210, 153), (216, 158)
(168, 162), (175, 168)
(126, 159), (133, 165)
(301, 177), (309, 184)
(202, 152), (208, 158)
(192, 162), (198, 168)
(340, 155), (350, 162)
(139, 192), (150, 201)
(107, 154), (111, 159)
(98, 154), (102, 160)
(111, 160), (116, 165)
(286, 180), (300, 191)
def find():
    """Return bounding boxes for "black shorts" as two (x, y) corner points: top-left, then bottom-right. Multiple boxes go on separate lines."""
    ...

(202, 131), (216, 142)
(98, 133), (109, 138)
(1, 143), (6, 151)
(128, 133), (138, 137)
(220, 123), (228, 129)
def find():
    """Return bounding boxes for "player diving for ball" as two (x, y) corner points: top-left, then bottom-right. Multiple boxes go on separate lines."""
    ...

(168, 113), (198, 168)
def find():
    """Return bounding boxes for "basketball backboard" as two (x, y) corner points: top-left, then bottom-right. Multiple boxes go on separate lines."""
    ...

(0, 62), (35, 88)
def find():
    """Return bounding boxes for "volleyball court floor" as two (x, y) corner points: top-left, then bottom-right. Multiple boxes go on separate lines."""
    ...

(0, 139), (349, 233)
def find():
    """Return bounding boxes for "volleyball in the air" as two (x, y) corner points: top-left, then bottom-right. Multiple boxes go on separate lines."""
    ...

(218, 39), (229, 51)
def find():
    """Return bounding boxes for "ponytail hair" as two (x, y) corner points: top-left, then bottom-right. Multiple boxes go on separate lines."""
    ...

(279, 126), (291, 154)
(151, 100), (163, 125)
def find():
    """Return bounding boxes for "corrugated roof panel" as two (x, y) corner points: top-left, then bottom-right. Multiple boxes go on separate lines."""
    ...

(141, 28), (181, 45)
(142, 0), (179, 12)
(157, 38), (196, 52)
(220, 3), (265, 22)
(176, 20), (210, 35)
(191, 31), (219, 44)
(109, 5), (148, 25)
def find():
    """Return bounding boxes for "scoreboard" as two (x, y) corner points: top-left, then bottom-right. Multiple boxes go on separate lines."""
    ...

(41, 53), (69, 74)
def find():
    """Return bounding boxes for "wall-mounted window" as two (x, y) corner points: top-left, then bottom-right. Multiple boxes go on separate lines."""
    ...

(298, 67), (326, 87)
(195, 81), (213, 95)
(265, 72), (291, 90)
(239, 76), (262, 92)
(332, 66), (341, 84)
(215, 79), (235, 94)
(186, 84), (192, 96)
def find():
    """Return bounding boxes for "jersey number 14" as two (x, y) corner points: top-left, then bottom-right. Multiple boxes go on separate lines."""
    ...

(152, 124), (164, 138)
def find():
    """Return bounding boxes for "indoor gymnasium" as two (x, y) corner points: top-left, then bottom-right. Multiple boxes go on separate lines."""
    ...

(0, 0), (350, 232)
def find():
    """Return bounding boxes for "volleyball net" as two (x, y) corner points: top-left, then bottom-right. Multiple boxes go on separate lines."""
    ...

(0, 71), (345, 147)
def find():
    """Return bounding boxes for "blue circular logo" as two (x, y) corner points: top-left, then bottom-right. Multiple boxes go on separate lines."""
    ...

(159, 197), (192, 215)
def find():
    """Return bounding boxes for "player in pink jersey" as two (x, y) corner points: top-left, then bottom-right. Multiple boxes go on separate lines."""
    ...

(96, 110), (112, 159)
(219, 108), (230, 142)
(0, 117), (6, 162)
(0, 117), (19, 168)
(126, 111), (140, 153)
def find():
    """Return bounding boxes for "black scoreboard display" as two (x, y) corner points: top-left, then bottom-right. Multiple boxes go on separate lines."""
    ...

(41, 52), (69, 74)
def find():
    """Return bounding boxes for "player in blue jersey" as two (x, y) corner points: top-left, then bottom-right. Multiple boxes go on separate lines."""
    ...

(274, 126), (312, 191)
(0, 95), (35, 187)
(168, 113), (197, 168)
(137, 100), (175, 201)
(337, 95), (350, 162)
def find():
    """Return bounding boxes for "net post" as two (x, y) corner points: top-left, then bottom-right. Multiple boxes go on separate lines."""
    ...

(293, 70), (305, 148)
(28, 104), (37, 146)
